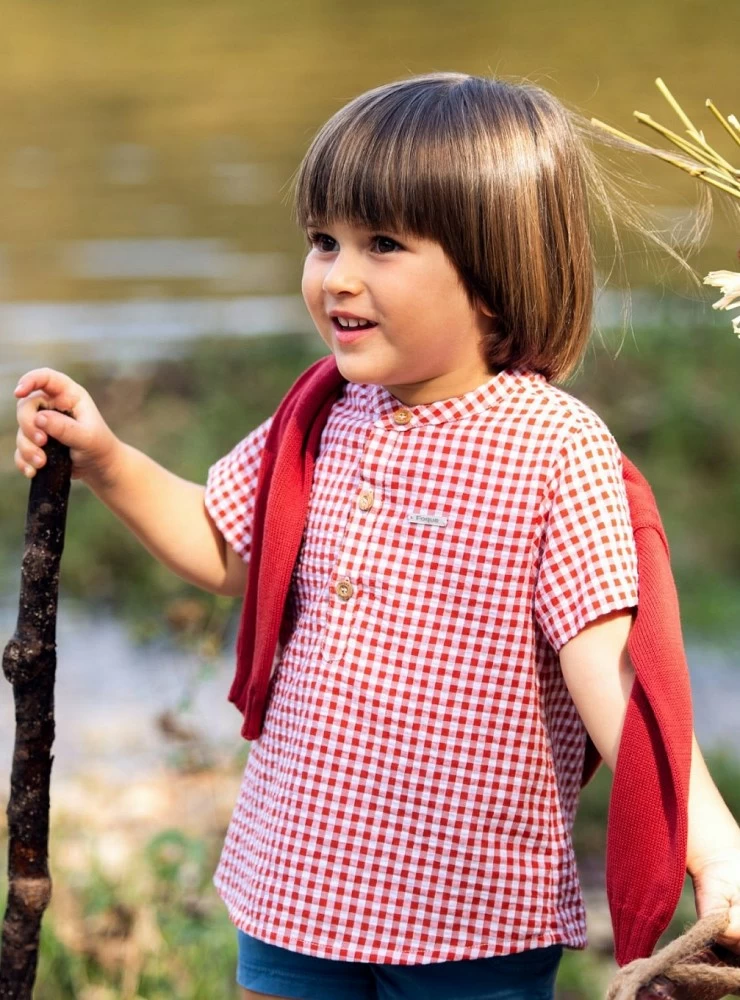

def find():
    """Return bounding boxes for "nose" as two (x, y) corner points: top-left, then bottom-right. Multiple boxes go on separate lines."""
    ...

(321, 249), (365, 297)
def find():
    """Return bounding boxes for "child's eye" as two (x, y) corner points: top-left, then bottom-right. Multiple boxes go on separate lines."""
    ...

(305, 230), (403, 254)
(306, 231), (336, 253)
(372, 235), (402, 254)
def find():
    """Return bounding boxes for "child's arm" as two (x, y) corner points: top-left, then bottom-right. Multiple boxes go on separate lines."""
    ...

(559, 609), (740, 951)
(85, 442), (248, 597)
(14, 368), (247, 598)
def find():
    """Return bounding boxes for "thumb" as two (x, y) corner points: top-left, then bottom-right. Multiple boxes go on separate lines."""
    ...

(35, 407), (85, 449)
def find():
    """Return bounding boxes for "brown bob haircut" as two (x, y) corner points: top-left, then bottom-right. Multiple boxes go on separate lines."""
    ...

(294, 71), (607, 382)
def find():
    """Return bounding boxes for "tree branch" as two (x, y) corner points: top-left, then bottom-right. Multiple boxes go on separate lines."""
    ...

(1, 431), (72, 999)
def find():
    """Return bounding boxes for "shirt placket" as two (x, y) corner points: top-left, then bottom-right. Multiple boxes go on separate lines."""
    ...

(321, 405), (416, 662)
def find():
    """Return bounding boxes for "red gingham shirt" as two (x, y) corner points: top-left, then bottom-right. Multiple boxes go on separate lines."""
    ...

(204, 368), (639, 964)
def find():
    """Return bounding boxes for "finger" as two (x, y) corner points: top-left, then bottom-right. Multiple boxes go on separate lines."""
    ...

(15, 428), (47, 471)
(17, 401), (50, 444)
(14, 368), (83, 413)
(14, 447), (38, 479)
(17, 423), (47, 450)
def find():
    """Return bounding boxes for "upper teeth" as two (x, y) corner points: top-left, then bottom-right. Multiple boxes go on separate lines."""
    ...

(336, 317), (372, 328)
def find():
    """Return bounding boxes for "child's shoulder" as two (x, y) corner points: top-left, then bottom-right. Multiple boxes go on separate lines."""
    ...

(518, 374), (618, 450)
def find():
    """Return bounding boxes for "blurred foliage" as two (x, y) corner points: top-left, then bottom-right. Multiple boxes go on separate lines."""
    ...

(556, 947), (609, 1000)
(0, 332), (323, 650)
(572, 320), (740, 636)
(2, 323), (739, 650)
(0, 829), (238, 999)
(573, 746), (740, 871)
(574, 766), (613, 861)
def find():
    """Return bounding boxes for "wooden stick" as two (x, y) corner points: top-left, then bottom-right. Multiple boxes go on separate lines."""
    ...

(0, 429), (72, 999)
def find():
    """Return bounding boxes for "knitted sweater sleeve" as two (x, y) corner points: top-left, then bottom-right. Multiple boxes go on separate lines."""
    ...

(608, 512), (693, 966)
(576, 456), (693, 964)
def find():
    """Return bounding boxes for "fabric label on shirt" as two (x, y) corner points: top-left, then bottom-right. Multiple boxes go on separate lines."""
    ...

(407, 512), (448, 527)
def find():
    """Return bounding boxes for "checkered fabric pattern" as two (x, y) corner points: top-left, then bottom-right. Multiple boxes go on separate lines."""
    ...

(204, 369), (639, 964)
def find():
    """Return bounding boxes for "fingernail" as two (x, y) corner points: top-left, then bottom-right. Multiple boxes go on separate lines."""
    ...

(36, 414), (47, 428)
(24, 465), (34, 478)
(34, 432), (44, 445)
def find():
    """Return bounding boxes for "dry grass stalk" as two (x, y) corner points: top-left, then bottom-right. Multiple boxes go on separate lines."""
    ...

(591, 79), (740, 336)
(591, 78), (740, 202)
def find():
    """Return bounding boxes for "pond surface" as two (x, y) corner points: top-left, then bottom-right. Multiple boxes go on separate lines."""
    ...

(0, 600), (240, 782)
(0, 0), (737, 386)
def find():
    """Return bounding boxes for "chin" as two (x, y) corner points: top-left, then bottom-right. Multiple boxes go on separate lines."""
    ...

(331, 351), (391, 386)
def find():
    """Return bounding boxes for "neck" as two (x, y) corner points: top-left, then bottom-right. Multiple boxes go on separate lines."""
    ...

(381, 366), (497, 407)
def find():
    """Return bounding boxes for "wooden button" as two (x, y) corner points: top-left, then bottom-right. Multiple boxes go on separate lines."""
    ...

(392, 408), (413, 426)
(335, 578), (354, 601)
(358, 489), (374, 512)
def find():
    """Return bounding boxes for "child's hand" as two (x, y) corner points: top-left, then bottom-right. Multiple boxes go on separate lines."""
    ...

(690, 848), (740, 953)
(14, 367), (121, 486)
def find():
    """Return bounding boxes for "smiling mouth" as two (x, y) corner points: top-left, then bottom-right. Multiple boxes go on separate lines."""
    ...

(331, 317), (378, 343)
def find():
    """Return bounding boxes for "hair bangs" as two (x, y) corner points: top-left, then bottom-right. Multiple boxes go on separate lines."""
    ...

(294, 80), (463, 240)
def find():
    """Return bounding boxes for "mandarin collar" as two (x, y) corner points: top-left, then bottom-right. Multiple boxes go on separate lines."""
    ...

(340, 369), (545, 428)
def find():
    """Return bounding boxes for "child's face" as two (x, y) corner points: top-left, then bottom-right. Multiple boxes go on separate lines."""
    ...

(301, 219), (494, 405)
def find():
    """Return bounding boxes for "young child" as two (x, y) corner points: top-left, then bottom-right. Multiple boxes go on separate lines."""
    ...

(13, 72), (740, 1000)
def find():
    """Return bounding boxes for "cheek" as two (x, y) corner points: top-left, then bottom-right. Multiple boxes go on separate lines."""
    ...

(300, 270), (312, 305)
(301, 260), (321, 311)
(301, 262), (332, 346)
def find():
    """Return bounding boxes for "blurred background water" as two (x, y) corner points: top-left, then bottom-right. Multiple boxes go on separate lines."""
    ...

(0, 0), (738, 388)
(0, 3), (738, 997)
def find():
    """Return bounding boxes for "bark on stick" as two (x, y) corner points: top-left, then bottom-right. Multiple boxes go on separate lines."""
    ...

(0, 431), (72, 999)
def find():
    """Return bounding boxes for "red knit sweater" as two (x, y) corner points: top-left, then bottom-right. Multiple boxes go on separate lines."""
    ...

(230, 356), (693, 966)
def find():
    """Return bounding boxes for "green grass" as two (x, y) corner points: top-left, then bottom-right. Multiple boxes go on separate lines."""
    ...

(556, 947), (611, 1000)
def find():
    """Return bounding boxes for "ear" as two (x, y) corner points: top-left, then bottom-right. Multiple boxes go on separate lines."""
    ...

(478, 299), (495, 320)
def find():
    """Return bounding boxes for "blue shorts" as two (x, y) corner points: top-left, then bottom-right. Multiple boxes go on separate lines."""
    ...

(236, 930), (563, 1000)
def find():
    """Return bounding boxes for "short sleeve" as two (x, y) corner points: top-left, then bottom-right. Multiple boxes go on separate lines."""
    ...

(203, 416), (273, 563)
(534, 418), (639, 652)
